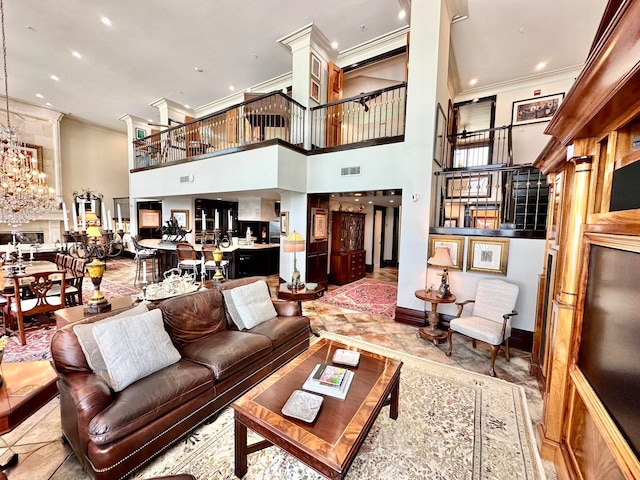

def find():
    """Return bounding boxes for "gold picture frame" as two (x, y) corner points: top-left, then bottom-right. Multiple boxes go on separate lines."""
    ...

(428, 235), (464, 271)
(170, 209), (189, 229)
(139, 209), (161, 228)
(280, 211), (289, 236)
(311, 208), (328, 241)
(466, 237), (509, 276)
(310, 53), (321, 81)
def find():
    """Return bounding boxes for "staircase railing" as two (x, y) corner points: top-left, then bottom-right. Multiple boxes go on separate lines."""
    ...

(309, 83), (407, 151)
(133, 91), (306, 169)
(447, 125), (512, 169)
(431, 164), (548, 235)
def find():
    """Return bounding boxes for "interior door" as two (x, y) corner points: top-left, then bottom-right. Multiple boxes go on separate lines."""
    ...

(326, 62), (343, 147)
(373, 209), (383, 268)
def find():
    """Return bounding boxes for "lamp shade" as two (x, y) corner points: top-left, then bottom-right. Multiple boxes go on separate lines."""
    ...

(427, 247), (453, 267)
(86, 226), (102, 238)
(283, 230), (305, 252)
(85, 212), (99, 224)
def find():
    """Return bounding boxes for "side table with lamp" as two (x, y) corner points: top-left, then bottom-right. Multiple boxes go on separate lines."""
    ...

(417, 247), (456, 345)
(283, 230), (305, 289)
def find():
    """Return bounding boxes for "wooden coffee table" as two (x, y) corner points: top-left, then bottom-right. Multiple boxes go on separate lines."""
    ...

(232, 338), (402, 480)
(0, 361), (58, 434)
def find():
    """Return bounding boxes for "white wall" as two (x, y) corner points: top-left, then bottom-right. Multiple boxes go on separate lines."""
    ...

(426, 237), (545, 331)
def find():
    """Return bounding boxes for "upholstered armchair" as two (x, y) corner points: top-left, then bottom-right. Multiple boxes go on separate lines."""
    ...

(446, 279), (519, 377)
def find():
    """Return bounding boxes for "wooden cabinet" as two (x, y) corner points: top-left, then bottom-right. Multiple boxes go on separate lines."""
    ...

(330, 212), (365, 285)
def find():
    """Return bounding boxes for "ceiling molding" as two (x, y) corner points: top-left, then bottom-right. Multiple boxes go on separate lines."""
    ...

(338, 26), (409, 69)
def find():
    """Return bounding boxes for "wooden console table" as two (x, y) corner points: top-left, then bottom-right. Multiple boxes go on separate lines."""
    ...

(414, 289), (456, 345)
(55, 295), (135, 329)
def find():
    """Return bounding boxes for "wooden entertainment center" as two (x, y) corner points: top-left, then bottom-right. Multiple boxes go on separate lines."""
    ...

(531, 1), (640, 478)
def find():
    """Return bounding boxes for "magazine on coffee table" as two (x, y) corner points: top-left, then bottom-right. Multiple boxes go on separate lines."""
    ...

(303, 364), (354, 400)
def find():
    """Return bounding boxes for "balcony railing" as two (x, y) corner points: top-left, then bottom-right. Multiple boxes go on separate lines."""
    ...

(447, 125), (513, 169)
(431, 164), (548, 236)
(309, 83), (407, 151)
(133, 91), (305, 169)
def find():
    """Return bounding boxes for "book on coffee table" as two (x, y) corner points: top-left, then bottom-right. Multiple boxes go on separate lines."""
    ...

(303, 364), (354, 400)
(312, 363), (347, 387)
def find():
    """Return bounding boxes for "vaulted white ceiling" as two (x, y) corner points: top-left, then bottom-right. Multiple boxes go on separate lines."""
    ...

(2, 0), (607, 132)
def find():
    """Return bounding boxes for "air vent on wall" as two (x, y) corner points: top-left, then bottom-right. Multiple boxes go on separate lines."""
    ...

(180, 175), (194, 183)
(341, 166), (361, 176)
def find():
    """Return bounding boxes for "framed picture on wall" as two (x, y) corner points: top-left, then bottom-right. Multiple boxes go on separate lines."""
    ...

(139, 209), (161, 228)
(428, 235), (464, 271)
(170, 209), (189, 229)
(311, 208), (328, 241)
(310, 79), (320, 103)
(135, 127), (147, 139)
(467, 237), (509, 275)
(433, 103), (447, 167)
(310, 53), (321, 81)
(280, 211), (289, 236)
(511, 92), (564, 126)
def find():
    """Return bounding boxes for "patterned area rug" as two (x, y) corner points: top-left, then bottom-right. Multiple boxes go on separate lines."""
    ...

(134, 331), (545, 480)
(316, 279), (397, 319)
(3, 279), (139, 363)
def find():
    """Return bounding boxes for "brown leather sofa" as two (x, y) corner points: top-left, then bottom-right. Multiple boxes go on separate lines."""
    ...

(51, 277), (310, 480)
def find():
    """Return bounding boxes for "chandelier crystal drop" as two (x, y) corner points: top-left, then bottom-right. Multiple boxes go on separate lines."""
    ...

(0, 0), (57, 227)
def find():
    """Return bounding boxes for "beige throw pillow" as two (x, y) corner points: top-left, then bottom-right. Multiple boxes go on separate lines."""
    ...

(92, 309), (181, 392)
(74, 302), (150, 384)
(223, 280), (277, 330)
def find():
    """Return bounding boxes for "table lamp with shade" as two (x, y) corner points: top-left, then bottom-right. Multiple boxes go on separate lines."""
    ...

(283, 230), (305, 289)
(427, 247), (454, 298)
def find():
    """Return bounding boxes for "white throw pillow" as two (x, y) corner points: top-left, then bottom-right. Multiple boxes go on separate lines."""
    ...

(74, 302), (150, 384)
(92, 309), (181, 392)
(223, 280), (277, 330)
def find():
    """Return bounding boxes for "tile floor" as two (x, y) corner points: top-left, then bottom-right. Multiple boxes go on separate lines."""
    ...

(0, 258), (556, 479)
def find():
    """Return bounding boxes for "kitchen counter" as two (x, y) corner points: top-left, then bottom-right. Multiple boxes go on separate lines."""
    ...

(138, 239), (280, 279)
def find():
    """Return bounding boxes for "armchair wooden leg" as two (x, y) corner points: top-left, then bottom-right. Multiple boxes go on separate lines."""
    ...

(504, 339), (510, 362)
(17, 316), (26, 346)
(471, 339), (477, 349)
(489, 345), (500, 377)
(446, 329), (453, 357)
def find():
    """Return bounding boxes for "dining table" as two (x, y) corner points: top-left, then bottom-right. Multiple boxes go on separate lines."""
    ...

(0, 260), (63, 295)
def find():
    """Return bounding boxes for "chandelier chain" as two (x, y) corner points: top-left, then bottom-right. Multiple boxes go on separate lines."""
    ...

(1, 0), (9, 127)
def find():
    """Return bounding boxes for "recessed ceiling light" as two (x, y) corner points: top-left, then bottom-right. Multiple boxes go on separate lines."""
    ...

(148, 118), (154, 122)
(390, 191), (395, 195)
(536, 62), (546, 71)
(50, 75), (60, 81)
(331, 41), (339, 49)
(246, 87), (252, 93)
(355, 198), (359, 202)
(45, 102), (52, 107)
(194, 67), (203, 73)
(184, 104), (190, 109)
(398, 9), (406, 19)
(354, 193), (362, 196)
(469, 78), (478, 86)
(389, 200), (394, 203)
(229, 86), (235, 91)
(368, 201), (373, 204)
(72, 51), (82, 59)
(101, 17), (112, 27)
(216, 197), (222, 200)
(35, 93), (44, 98)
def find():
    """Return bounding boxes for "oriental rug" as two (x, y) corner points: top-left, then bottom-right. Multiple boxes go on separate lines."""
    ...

(316, 279), (397, 320)
(134, 331), (545, 480)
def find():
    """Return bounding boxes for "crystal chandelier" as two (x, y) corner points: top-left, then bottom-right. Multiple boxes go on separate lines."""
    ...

(0, 0), (57, 227)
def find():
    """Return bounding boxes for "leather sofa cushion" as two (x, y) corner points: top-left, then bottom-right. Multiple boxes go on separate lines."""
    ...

(88, 359), (214, 445)
(247, 315), (310, 349)
(160, 288), (227, 348)
(180, 330), (272, 381)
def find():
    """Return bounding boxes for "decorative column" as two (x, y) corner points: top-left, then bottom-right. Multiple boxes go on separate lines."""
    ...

(540, 153), (593, 461)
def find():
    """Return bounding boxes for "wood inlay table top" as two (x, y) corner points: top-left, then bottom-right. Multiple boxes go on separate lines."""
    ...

(232, 338), (402, 479)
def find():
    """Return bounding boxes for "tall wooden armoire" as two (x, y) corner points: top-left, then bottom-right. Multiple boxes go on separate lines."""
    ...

(330, 211), (365, 285)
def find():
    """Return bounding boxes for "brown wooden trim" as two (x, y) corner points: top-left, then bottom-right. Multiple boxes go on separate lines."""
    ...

(429, 227), (546, 239)
(308, 135), (405, 155)
(341, 46), (407, 73)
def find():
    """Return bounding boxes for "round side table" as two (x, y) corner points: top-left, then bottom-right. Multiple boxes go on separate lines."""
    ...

(414, 289), (456, 345)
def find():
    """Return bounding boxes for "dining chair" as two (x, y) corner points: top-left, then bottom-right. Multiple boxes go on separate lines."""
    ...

(175, 242), (198, 278)
(446, 278), (519, 377)
(132, 235), (158, 286)
(7, 270), (66, 345)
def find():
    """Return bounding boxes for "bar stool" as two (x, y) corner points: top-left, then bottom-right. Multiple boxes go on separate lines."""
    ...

(132, 235), (158, 286)
(176, 242), (199, 279)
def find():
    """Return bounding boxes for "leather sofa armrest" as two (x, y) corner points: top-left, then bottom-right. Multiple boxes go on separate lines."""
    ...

(273, 300), (301, 317)
(59, 372), (113, 426)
